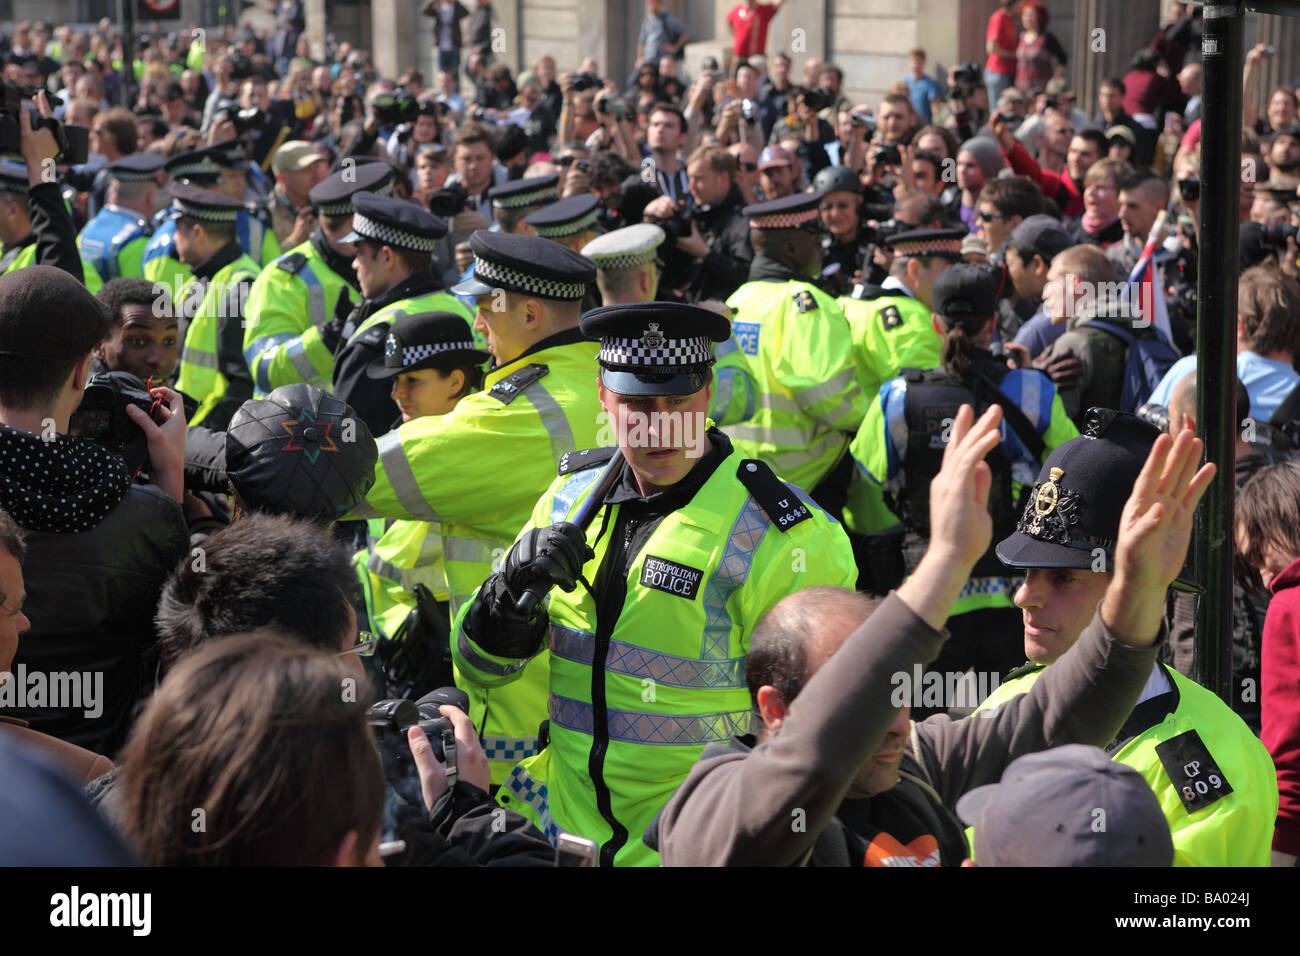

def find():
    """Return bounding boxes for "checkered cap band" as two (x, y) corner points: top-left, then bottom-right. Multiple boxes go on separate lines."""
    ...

(533, 207), (598, 238)
(315, 179), (395, 217)
(173, 197), (240, 222)
(892, 237), (963, 257)
(0, 174), (29, 194)
(110, 169), (158, 183)
(396, 340), (477, 365)
(493, 184), (560, 209)
(472, 255), (587, 300)
(351, 211), (439, 252)
(600, 335), (713, 369)
(588, 248), (659, 270)
(169, 157), (223, 180)
(749, 206), (822, 230)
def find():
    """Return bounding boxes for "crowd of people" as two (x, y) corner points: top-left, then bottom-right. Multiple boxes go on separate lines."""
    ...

(0, 0), (1299, 869)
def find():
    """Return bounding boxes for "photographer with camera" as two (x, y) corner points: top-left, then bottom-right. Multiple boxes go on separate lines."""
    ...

(643, 143), (752, 303)
(0, 266), (187, 755)
(384, 98), (445, 177)
(557, 70), (603, 151)
(0, 90), (95, 289)
(945, 61), (990, 142)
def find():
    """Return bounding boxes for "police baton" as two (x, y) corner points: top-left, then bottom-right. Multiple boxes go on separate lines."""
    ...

(514, 449), (624, 615)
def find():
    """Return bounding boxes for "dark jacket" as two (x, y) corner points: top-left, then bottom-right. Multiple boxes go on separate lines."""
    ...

(652, 591), (1162, 865)
(1, 425), (187, 756)
(658, 185), (753, 304)
(421, 0), (470, 51)
(0, 181), (85, 283)
(466, 3), (494, 56)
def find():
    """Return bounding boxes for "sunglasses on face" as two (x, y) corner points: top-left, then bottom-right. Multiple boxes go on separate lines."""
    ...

(977, 211), (1007, 223)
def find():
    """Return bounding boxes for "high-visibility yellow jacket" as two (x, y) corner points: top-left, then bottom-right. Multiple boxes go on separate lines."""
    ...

(345, 329), (604, 785)
(453, 437), (858, 865)
(840, 286), (943, 401)
(975, 663), (1278, 866)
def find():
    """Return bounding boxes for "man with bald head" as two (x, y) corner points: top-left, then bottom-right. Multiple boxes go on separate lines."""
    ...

(651, 404), (1210, 866)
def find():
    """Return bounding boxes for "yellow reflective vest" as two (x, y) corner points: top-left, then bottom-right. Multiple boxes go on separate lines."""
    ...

(840, 286), (943, 401)
(244, 238), (359, 395)
(723, 276), (866, 491)
(975, 663), (1278, 866)
(453, 438), (858, 865)
(1, 242), (103, 294)
(345, 329), (604, 784)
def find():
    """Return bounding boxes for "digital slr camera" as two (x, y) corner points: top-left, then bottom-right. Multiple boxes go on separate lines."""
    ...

(68, 371), (165, 473)
(372, 91), (418, 126)
(570, 72), (601, 94)
(217, 104), (267, 135)
(801, 87), (837, 113)
(428, 180), (468, 219)
(0, 80), (90, 165)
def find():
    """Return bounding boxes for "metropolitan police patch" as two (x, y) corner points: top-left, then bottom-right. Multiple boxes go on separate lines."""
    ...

(640, 555), (703, 600)
(794, 290), (817, 313)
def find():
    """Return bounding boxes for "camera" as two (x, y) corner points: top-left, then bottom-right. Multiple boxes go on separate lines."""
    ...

(741, 98), (757, 124)
(952, 61), (981, 88)
(874, 144), (902, 166)
(570, 72), (601, 93)
(596, 97), (630, 119)
(850, 109), (876, 133)
(68, 371), (165, 472)
(226, 52), (255, 82)
(801, 87), (836, 113)
(1178, 177), (1200, 203)
(372, 91), (418, 127)
(994, 110), (1020, 125)
(218, 104), (267, 135)
(428, 180), (468, 218)
(1261, 224), (1299, 245)
(0, 80), (90, 165)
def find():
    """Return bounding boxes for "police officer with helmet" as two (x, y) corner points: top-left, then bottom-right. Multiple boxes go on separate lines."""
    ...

(846, 264), (1077, 712)
(453, 301), (858, 865)
(974, 410), (1278, 867)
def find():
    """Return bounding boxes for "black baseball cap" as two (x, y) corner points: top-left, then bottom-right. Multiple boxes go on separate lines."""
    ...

(933, 263), (999, 321)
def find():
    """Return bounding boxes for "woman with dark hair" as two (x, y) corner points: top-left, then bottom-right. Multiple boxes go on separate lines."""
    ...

(1014, 1), (1068, 96)
(1237, 460), (1300, 866)
(846, 263), (1077, 716)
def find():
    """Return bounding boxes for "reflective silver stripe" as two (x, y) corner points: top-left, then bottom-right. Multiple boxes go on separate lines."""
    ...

(298, 262), (327, 327)
(444, 535), (498, 565)
(755, 391), (801, 413)
(481, 734), (540, 763)
(181, 347), (219, 369)
(549, 623), (746, 689)
(814, 393), (862, 429)
(793, 366), (857, 408)
(284, 337), (319, 381)
(456, 625), (530, 677)
(700, 494), (768, 659)
(550, 465), (604, 524)
(416, 528), (447, 566)
(524, 381), (576, 466)
(763, 431), (846, 473)
(710, 369), (733, 422)
(727, 423), (816, 446)
(376, 430), (439, 521)
(245, 332), (293, 368)
(366, 550), (404, 582)
(549, 693), (749, 746)
(503, 763), (564, 847)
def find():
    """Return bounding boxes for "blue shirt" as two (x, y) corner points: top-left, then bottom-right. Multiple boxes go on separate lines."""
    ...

(905, 75), (942, 125)
(1012, 310), (1068, 359)
(1147, 351), (1300, 421)
(637, 11), (687, 64)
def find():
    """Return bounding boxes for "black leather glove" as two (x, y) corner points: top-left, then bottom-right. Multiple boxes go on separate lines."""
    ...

(502, 522), (594, 599)
(1033, 346), (1082, 391)
(319, 290), (353, 354)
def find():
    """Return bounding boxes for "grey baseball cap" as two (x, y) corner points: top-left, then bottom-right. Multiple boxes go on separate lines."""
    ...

(956, 744), (1174, 866)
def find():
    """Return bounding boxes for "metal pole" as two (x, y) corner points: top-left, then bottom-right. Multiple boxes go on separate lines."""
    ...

(121, 0), (136, 110)
(1193, 1), (1244, 705)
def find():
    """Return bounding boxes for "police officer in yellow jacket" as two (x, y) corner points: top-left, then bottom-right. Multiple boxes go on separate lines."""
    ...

(77, 153), (165, 284)
(582, 223), (757, 429)
(723, 192), (866, 508)
(976, 409), (1278, 866)
(841, 228), (966, 402)
(846, 265), (1078, 709)
(355, 309), (490, 695)
(0, 160), (103, 293)
(243, 162), (395, 396)
(452, 301), (859, 866)
(345, 232), (604, 787)
(168, 184), (262, 429)
(332, 192), (476, 436)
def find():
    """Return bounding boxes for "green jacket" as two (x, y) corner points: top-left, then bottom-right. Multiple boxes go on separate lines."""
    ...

(975, 663), (1279, 866)
(840, 287), (943, 401)
(243, 236), (359, 395)
(723, 267), (866, 491)
(346, 329), (604, 785)
(453, 437), (859, 865)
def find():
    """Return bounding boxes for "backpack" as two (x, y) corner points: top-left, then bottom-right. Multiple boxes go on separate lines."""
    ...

(1087, 319), (1180, 414)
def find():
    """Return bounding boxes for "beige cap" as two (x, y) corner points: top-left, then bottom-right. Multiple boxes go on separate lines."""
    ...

(272, 141), (327, 175)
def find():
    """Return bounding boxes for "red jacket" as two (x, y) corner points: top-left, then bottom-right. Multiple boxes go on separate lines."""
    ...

(1001, 140), (1084, 219)
(1265, 555), (1300, 855)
